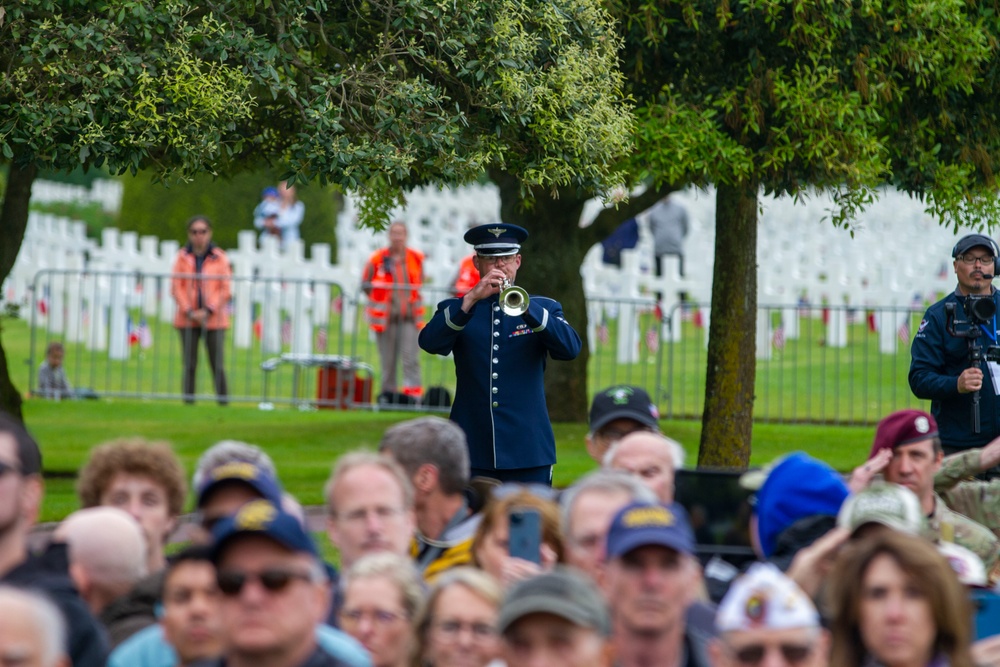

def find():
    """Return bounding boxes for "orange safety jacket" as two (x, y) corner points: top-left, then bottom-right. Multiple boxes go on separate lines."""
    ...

(362, 247), (425, 333)
(453, 254), (480, 297)
(171, 244), (232, 329)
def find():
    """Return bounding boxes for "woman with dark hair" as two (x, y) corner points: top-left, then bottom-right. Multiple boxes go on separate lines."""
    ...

(827, 530), (974, 667)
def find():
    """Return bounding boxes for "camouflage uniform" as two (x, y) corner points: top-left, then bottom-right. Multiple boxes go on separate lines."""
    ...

(934, 448), (1000, 539)
(927, 492), (1000, 582)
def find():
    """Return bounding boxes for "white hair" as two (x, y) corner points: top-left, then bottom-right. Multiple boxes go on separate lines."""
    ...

(560, 469), (658, 536)
(0, 585), (68, 667)
(603, 432), (685, 470)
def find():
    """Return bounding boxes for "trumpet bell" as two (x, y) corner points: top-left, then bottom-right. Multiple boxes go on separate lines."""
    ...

(500, 279), (529, 316)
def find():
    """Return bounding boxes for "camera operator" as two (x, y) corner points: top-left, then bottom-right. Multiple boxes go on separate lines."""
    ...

(910, 234), (1000, 470)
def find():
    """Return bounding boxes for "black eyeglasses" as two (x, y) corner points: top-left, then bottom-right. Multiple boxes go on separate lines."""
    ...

(189, 228), (210, 235)
(960, 254), (995, 265)
(728, 643), (814, 665)
(216, 568), (313, 596)
(0, 460), (22, 477)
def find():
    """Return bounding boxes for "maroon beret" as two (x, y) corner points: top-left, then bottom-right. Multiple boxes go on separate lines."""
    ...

(869, 409), (939, 458)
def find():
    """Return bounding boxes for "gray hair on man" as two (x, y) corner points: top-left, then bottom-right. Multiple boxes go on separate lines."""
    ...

(191, 440), (277, 491)
(378, 417), (470, 495)
(0, 585), (69, 667)
(559, 469), (658, 536)
(324, 451), (415, 515)
(602, 432), (686, 470)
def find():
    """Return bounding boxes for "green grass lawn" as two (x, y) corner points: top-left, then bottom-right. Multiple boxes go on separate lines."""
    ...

(23, 398), (876, 522)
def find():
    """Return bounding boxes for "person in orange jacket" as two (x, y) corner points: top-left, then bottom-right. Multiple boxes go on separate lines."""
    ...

(362, 221), (424, 401)
(452, 253), (480, 297)
(171, 215), (232, 405)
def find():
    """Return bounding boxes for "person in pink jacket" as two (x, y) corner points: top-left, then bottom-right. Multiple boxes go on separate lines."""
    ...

(171, 215), (232, 404)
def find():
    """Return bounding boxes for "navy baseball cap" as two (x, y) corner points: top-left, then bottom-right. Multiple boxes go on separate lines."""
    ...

(464, 223), (528, 257)
(589, 385), (659, 432)
(210, 499), (318, 561)
(953, 234), (997, 258)
(606, 502), (695, 558)
(196, 460), (283, 508)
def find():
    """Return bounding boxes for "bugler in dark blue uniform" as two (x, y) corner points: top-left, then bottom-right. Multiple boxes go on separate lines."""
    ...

(418, 223), (582, 481)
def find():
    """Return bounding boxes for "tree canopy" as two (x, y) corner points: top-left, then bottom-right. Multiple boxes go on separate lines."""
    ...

(616, 0), (1000, 466)
(0, 0), (633, 419)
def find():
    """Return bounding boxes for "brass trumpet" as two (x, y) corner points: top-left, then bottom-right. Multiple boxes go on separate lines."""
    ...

(499, 278), (529, 316)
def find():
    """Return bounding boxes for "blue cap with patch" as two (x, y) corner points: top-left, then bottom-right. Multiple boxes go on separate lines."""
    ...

(196, 460), (283, 508)
(210, 499), (318, 561)
(464, 223), (528, 257)
(606, 501), (696, 558)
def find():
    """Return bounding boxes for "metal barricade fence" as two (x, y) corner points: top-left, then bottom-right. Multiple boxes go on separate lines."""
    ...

(26, 269), (928, 423)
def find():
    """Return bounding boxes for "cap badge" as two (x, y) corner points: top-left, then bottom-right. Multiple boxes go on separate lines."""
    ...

(623, 505), (675, 528)
(745, 593), (767, 624)
(488, 227), (505, 238)
(915, 416), (930, 433)
(212, 461), (258, 481)
(235, 499), (276, 531)
(608, 387), (634, 405)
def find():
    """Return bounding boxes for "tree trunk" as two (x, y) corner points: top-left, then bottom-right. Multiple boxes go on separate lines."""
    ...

(697, 180), (757, 469)
(492, 172), (590, 422)
(0, 162), (38, 422)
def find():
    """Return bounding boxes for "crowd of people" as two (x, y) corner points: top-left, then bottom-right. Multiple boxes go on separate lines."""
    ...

(3, 384), (1000, 667)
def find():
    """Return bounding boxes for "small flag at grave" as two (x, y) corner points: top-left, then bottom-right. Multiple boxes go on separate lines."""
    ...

(597, 320), (609, 346)
(645, 326), (659, 354)
(897, 318), (910, 345)
(281, 316), (292, 346)
(772, 325), (786, 351)
(137, 319), (152, 349)
(317, 326), (328, 352)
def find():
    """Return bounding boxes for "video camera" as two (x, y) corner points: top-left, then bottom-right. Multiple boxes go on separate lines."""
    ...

(945, 294), (1000, 433)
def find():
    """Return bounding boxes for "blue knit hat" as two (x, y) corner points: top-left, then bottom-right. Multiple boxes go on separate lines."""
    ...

(752, 452), (849, 558)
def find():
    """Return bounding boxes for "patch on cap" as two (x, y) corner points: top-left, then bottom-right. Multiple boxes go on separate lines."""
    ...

(837, 482), (926, 536)
(716, 563), (819, 632)
(606, 502), (695, 558)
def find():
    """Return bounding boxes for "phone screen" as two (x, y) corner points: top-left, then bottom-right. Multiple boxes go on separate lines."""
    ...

(972, 589), (1000, 640)
(508, 506), (542, 564)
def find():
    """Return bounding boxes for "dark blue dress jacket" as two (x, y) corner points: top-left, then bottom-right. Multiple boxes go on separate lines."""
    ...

(419, 293), (581, 470)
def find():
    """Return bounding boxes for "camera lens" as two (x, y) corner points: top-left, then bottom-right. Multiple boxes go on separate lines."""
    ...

(969, 296), (997, 322)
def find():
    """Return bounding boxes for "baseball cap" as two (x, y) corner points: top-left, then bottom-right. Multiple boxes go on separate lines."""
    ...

(196, 460), (283, 508)
(837, 482), (926, 536)
(464, 223), (528, 257)
(750, 452), (849, 558)
(715, 563), (820, 632)
(953, 234), (997, 258)
(589, 385), (659, 432)
(210, 499), (318, 562)
(938, 542), (987, 587)
(262, 186), (279, 198)
(498, 567), (611, 636)
(870, 409), (938, 459)
(606, 502), (695, 559)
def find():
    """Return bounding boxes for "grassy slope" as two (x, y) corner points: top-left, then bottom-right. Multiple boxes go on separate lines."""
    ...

(24, 398), (875, 522)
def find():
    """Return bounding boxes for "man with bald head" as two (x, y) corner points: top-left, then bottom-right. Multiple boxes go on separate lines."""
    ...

(0, 585), (70, 667)
(54, 507), (149, 644)
(603, 432), (685, 503)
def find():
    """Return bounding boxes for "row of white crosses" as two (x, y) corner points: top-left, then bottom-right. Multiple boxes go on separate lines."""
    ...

(6, 181), (991, 365)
